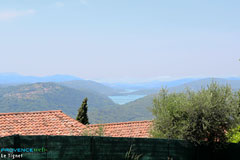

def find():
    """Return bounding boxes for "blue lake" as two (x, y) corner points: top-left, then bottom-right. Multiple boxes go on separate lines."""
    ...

(109, 95), (146, 105)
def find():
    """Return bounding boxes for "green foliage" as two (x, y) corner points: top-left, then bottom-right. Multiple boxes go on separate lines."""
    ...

(151, 82), (240, 149)
(125, 145), (143, 160)
(226, 125), (240, 143)
(81, 125), (105, 136)
(227, 91), (240, 143)
(76, 97), (89, 125)
(151, 88), (189, 139)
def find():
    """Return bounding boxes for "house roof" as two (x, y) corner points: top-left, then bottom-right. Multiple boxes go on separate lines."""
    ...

(87, 120), (153, 138)
(0, 110), (86, 137)
(0, 110), (153, 138)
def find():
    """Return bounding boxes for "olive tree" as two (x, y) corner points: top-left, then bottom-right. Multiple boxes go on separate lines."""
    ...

(151, 82), (240, 149)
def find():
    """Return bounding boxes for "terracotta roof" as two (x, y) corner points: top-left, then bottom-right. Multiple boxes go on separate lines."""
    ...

(87, 120), (153, 138)
(0, 110), (86, 137)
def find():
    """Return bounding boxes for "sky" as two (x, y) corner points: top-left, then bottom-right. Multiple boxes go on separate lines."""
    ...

(0, 0), (239, 82)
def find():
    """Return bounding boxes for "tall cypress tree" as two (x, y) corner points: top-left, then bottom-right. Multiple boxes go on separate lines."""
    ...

(76, 97), (89, 125)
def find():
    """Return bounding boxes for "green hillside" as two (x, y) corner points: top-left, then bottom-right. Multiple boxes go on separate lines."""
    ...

(87, 94), (156, 123)
(0, 81), (154, 123)
(0, 82), (116, 122)
(59, 80), (122, 96)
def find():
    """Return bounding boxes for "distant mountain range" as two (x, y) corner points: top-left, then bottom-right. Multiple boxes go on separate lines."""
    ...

(169, 78), (240, 92)
(103, 77), (240, 90)
(109, 77), (240, 96)
(59, 80), (122, 96)
(103, 78), (198, 90)
(1, 73), (240, 91)
(0, 73), (240, 124)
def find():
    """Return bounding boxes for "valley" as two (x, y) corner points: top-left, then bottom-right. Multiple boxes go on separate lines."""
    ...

(1, 74), (240, 124)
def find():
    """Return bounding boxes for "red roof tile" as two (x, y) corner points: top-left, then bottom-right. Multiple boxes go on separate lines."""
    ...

(87, 120), (153, 138)
(0, 110), (86, 137)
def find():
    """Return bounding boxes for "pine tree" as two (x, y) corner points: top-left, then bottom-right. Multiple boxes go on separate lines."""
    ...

(76, 97), (89, 125)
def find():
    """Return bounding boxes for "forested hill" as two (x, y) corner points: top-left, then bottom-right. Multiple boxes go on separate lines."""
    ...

(59, 80), (121, 96)
(0, 82), (116, 120)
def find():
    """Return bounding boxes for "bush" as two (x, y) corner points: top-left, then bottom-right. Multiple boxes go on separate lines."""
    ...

(81, 125), (105, 136)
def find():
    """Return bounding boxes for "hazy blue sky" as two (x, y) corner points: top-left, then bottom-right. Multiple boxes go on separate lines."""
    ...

(0, 0), (239, 82)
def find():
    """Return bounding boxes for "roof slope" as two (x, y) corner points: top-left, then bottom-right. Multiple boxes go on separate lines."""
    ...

(0, 110), (86, 137)
(87, 120), (153, 138)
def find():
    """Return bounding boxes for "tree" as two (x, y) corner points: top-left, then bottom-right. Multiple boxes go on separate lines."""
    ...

(76, 97), (89, 125)
(227, 90), (240, 143)
(151, 82), (240, 149)
(151, 88), (189, 139)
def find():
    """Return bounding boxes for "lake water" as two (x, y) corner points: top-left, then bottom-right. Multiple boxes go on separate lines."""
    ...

(109, 95), (146, 105)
